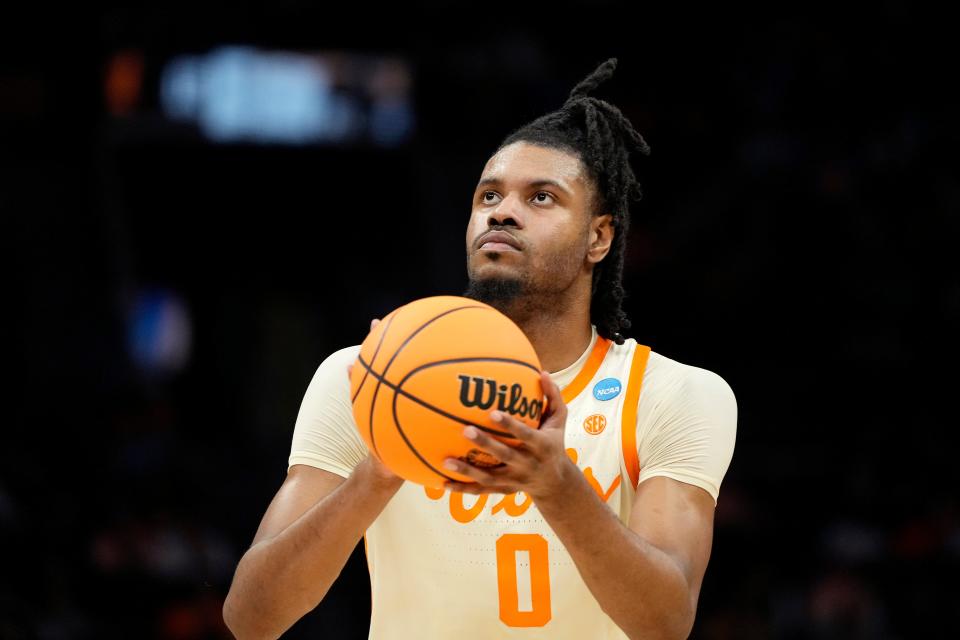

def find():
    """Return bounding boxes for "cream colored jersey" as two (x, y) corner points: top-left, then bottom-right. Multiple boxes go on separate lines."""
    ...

(288, 324), (737, 639)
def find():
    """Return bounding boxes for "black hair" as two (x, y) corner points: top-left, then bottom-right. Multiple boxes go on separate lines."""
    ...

(493, 57), (651, 344)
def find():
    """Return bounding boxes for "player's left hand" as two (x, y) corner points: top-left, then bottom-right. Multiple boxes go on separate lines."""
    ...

(442, 370), (575, 502)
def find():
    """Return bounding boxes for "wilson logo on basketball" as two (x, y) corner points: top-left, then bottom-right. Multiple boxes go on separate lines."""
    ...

(583, 414), (607, 435)
(457, 375), (543, 420)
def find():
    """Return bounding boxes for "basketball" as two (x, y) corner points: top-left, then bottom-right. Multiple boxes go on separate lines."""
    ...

(349, 295), (546, 488)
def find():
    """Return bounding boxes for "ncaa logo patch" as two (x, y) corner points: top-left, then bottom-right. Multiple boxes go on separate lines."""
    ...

(592, 377), (622, 401)
(583, 414), (607, 435)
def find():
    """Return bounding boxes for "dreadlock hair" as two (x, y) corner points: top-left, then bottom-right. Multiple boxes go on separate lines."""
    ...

(492, 58), (651, 345)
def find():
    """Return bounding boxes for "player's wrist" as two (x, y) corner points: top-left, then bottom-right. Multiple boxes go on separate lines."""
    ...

(359, 455), (405, 492)
(530, 455), (581, 505)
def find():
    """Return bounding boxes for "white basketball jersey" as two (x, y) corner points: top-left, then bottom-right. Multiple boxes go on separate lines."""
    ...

(362, 334), (651, 639)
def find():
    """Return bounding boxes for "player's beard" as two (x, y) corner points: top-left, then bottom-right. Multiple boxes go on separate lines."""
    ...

(463, 246), (583, 322)
(462, 274), (525, 309)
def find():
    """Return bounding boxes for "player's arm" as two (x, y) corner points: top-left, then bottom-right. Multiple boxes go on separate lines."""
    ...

(222, 457), (402, 640)
(529, 465), (713, 640)
(224, 326), (402, 640)
(623, 476), (715, 638)
(534, 366), (736, 639)
(443, 363), (735, 638)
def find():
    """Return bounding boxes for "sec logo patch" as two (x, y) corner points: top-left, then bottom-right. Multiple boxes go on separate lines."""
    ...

(583, 414), (607, 435)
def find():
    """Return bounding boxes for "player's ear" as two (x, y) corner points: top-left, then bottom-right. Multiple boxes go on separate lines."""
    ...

(587, 214), (614, 264)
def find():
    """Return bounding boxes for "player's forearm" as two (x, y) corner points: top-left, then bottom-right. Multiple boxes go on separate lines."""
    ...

(223, 460), (403, 640)
(535, 464), (694, 640)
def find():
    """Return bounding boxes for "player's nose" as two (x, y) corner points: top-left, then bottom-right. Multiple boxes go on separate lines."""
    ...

(487, 193), (524, 228)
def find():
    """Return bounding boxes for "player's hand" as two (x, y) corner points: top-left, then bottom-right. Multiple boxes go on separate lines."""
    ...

(347, 317), (402, 487)
(440, 370), (576, 503)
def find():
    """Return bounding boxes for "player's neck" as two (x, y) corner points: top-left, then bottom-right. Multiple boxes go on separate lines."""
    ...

(508, 279), (593, 373)
(474, 273), (595, 373)
(519, 312), (593, 374)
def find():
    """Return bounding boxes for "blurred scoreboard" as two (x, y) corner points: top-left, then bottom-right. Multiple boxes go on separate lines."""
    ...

(107, 47), (415, 147)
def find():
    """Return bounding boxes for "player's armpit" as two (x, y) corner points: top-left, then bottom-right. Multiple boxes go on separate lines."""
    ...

(251, 464), (348, 546)
(627, 476), (716, 611)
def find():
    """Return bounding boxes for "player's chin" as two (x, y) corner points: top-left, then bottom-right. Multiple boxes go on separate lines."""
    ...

(468, 268), (524, 292)
(470, 256), (523, 276)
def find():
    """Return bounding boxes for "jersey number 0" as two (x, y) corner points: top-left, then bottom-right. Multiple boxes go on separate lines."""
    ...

(495, 533), (551, 626)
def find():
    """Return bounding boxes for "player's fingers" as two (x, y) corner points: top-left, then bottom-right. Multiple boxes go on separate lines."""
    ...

(490, 410), (537, 445)
(538, 370), (566, 422)
(370, 318), (381, 330)
(444, 481), (482, 494)
(463, 427), (517, 464)
(444, 480), (515, 495)
(443, 456), (494, 483)
(540, 370), (561, 398)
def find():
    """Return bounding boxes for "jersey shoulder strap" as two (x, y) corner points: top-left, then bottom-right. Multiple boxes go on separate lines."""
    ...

(620, 342), (652, 491)
(560, 335), (612, 404)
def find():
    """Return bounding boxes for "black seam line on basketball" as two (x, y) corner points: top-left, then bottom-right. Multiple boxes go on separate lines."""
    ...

(395, 357), (541, 432)
(357, 305), (406, 462)
(356, 355), (514, 438)
(351, 312), (396, 404)
(395, 356), (542, 433)
(389, 355), (542, 484)
(357, 354), (514, 439)
(366, 304), (486, 459)
(390, 374), (461, 483)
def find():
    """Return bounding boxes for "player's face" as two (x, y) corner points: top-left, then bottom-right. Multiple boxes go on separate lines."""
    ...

(465, 142), (596, 300)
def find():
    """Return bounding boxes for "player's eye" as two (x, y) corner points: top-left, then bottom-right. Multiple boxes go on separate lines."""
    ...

(533, 191), (555, 204)
(479, 191), (555, 205)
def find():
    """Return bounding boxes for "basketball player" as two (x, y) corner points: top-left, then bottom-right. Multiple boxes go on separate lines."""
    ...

(224, 58), (737, 639)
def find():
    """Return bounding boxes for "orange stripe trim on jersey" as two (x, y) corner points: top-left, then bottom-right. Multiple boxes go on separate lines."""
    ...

(621, 344), (652, 491)
(560, 336), (612, 404)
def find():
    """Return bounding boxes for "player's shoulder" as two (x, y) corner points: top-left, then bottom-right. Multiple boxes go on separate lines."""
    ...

(612, 336), (736, 405)
(645, 348), (737, 414)
(305, 344), (362, 390)
(321, 343), (362, 367)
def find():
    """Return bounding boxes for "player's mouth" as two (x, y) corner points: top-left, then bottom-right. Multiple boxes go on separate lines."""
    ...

(480, 241), (520, 252)
(477, 230), (522, 252)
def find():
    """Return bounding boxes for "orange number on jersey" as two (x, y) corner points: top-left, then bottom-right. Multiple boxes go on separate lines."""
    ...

(495, 533), (551, 627)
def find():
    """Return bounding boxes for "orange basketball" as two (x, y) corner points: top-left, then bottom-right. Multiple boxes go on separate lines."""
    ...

(349, 295), (545, 489)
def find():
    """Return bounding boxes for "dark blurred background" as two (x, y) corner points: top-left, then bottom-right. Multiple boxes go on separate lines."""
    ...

(5, 3), (958, 638)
